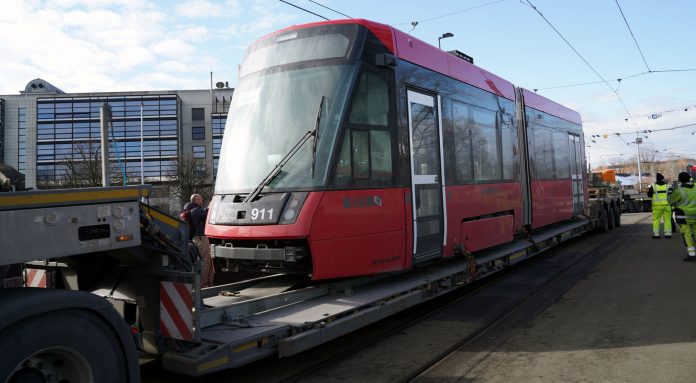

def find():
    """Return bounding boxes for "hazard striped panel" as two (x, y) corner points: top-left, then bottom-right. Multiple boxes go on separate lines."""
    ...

(160, 281), (194, 341)
(25, 269), (47, 288)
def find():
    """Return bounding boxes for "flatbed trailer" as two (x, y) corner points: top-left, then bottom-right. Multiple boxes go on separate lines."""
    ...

(0, 186), (615, 381)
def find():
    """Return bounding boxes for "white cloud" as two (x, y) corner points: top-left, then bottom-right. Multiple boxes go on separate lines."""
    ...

(151, 39), (195, 58)
(156, 60), (195, 73)
(0, 1), (219, 93)
(175, 0), (225, 18)
(118, 46), (156, 69)
(181, 26), (209, 41)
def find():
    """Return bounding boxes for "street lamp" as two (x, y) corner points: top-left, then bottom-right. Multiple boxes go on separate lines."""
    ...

(438, 32), (454, 49)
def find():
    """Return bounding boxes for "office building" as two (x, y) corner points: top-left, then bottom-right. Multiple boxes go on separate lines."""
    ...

(1, 78), (233, 212)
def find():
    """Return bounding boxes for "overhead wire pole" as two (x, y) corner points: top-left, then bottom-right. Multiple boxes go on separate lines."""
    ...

(635, 132), (643, 192)
(615, 0), (648, 192)
(140, 101), (144, 185)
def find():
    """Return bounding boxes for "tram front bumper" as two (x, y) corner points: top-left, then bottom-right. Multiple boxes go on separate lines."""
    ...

(211, 244), (304, 262)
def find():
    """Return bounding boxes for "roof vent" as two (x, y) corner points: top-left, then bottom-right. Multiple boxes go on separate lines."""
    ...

(447, 50), (474, 64)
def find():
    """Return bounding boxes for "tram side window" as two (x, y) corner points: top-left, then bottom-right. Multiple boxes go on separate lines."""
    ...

(333, 70), (393, 187)
(452, 101), (473, 182)
(501, 115), (515, 180)
(533, 125), (554, 179)
(351, 130), (370, 179)
(553, 131), (570, 178)
(349, 71), (389, 126)
(334, 129), (393, 185)
(471, 106), (500, 181)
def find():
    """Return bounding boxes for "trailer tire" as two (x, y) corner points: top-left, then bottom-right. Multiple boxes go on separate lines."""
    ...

(0, 309), (128, 383)
(597, 208), (609, 233)
(607, 206), (616, 230)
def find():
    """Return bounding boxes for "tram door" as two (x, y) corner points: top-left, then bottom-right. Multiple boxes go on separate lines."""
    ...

(407, 90), (446, 263)
(569, 134), (585, 215)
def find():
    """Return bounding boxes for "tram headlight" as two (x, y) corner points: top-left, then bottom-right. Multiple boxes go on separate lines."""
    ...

(279, 192), (308, 225)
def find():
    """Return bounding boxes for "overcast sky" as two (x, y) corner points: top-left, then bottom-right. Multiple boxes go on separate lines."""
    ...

(2, 0), (695, 166)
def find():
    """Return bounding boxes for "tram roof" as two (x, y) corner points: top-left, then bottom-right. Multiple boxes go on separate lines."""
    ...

(268, 19), (582, 126)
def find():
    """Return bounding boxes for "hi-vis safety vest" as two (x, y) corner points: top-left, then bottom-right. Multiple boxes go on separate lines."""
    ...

(652, 183), (669, 206)
(670, 184), (696, 223)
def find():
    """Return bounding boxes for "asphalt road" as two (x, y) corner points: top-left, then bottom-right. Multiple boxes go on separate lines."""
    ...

(415, 212), (696, 383)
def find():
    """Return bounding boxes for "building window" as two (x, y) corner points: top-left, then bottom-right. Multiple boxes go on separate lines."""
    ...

(193, 164), (207, 178)
(35, 95), (180, 186)
(192, 107), (204, 122)
(18, 108), (26, 173)
(212, 114), (226, 177)
(192, 126), (205, 140)
(192, 145), (206, 158)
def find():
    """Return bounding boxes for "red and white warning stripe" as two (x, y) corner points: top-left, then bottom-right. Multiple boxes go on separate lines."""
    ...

(159, 281), (194, 341)
(25, 269), (47, 288)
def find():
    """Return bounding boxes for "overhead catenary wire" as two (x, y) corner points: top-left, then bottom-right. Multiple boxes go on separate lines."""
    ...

(279, 0), (329, 20)
(613, 122), (696, 136)
(308, 0), (352, 18)
(614, 0), (651, 72)
(534, 69), (696, 91)
(395, 0), (507, 25)
(524, 0), (641, 131)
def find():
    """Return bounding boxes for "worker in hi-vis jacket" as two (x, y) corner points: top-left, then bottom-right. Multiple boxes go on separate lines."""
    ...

(647, 173), (672, 239)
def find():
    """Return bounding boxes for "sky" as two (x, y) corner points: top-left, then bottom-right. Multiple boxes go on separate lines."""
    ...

(2, 0), (695, 167)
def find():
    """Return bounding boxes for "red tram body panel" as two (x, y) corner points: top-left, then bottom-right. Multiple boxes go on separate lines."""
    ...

(207, 19), (587, 280)
(309, 189), (407, 279)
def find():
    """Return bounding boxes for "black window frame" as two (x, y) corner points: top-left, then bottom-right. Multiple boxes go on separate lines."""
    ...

(191, 107), (205, 122)
(192, 126), (205, 140)
(328, 64), (397, 189)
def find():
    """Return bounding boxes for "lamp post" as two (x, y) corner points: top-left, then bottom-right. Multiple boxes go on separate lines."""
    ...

(635, 132), (642, 192)
(438, 32), (453, 49)
(140, 101), (144, 185)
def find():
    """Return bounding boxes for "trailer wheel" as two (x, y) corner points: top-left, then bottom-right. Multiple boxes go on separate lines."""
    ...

(614, 205), (622, 227)
(0, 309), (127, 383)
(607, 206), (616, 230)
(597, 208), (609, 233)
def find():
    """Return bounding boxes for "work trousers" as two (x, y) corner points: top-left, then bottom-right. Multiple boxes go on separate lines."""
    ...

(193, 235), (215, 288)
(652, 205), (672, 237)
(679, 223), (696, 257)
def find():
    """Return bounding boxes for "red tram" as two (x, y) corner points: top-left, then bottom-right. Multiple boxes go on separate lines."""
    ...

(206, 19), (586, 280)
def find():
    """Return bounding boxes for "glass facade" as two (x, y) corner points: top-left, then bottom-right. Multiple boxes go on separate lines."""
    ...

(35, 95), (179, 185)
(0, 99), (4, 164)
(18, 108), (26, 173)
(212, 113), (226, 177)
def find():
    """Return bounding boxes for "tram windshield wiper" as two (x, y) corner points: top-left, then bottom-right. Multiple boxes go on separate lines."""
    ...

(243, 97), (325, 203)
(311, 96), (326, 179)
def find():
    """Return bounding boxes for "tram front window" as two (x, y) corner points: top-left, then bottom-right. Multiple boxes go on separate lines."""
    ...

(215, 27), (360, 194)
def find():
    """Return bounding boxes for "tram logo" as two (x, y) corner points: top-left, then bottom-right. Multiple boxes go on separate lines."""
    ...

(343, 195), (383, 209)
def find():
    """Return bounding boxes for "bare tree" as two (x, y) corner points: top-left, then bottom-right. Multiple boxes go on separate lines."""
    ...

(607, 157), (624, 171)
(58, 141), (103, 188)
(39, 141), (140, 189)
(169, 156), (213, 206)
